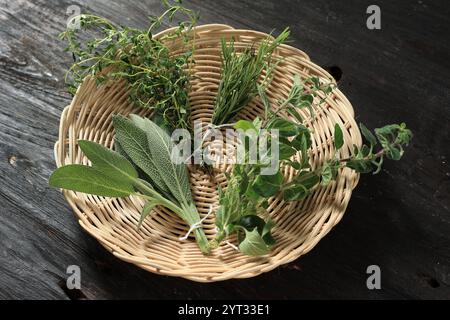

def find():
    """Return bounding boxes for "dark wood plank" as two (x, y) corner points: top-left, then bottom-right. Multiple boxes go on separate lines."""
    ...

(0, 0), (449, 299)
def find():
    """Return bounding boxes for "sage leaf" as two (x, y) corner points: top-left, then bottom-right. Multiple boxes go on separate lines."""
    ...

(115, 140), (149, 180)
(49, 164), (134, 197)
(114, 116), (209, 253)
(138, 200), (158, 229)
(130, 114), (192, 206)
(112, 115), (173, 201)
(78, 140), (138, 182)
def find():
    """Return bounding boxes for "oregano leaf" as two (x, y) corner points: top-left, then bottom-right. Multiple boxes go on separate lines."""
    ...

(237, 215), (265, 234)
(261, 219), (276, 246)
(334, 123), (344, 150)
(282, 183), (308, 201)
(251, 171), (284, 197)
(268, 118), (298, 137)
(359, 123), (377, 147)
(238, 228), (270, 256)
(320, 163), (333, 186)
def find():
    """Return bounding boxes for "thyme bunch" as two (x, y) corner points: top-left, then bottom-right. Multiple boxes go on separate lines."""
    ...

(59, 0), (198, 131)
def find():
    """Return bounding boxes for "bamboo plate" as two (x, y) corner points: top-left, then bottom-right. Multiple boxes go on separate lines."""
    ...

(54, 24), (362, 282)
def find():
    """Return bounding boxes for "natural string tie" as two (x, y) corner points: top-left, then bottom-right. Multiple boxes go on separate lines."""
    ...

(179, 205), (213, 241)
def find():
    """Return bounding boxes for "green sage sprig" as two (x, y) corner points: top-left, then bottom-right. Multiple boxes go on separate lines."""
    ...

(49, 114), (210, 254)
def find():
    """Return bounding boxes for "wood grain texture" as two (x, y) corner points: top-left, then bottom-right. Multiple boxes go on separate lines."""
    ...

(0, 0), (449, 299)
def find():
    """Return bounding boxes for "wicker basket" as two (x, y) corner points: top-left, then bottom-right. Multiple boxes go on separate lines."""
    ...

(54, 24), (362, 282)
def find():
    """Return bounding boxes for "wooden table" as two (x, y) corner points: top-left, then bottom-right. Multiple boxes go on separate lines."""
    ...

(0, 0), (449, 299)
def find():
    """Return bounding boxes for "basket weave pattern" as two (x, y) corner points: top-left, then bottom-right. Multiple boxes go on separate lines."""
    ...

(54, 24), (362, 282)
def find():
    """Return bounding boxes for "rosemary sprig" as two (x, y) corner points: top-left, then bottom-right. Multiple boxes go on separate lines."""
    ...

(211, 28), (290, 125)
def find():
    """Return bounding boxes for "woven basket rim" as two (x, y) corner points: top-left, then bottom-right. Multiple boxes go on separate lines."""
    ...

(53, 23), (362, 282)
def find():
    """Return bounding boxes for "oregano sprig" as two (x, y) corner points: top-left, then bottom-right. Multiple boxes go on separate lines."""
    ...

(211, 75), (412, 256)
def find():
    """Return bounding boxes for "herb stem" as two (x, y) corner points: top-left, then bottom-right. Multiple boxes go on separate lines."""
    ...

(135, 178), (210, 254)
(181, 202), (211, 254)
(134, 179), (182, 214)
(209, 230), (226, 249)
(338, 148), (386, 163)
